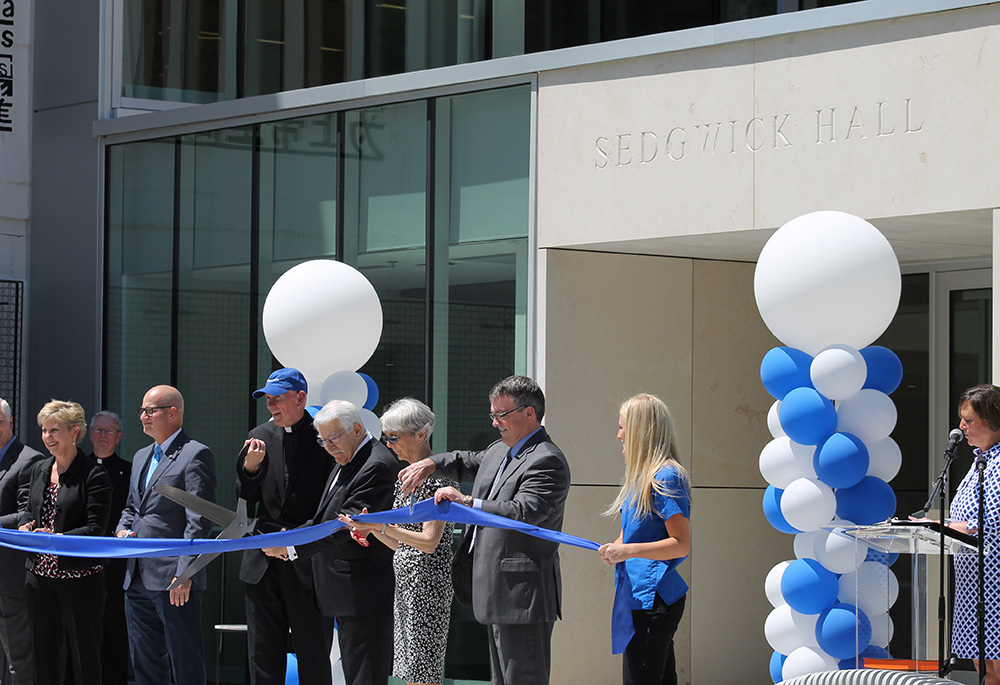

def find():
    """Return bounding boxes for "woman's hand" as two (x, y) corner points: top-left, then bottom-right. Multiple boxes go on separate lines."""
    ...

(17, 520), (34, 532)
(599, 542), (630, 566)
(338, 508), (380, 534)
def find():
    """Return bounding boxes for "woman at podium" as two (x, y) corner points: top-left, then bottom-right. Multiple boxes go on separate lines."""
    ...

(950, 384), (1000, 684)
(599, 393), (691, 685)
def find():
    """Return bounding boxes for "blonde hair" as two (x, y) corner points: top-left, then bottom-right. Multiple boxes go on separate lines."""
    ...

(605, 393), (690, 519)
(37, 399), (87, 445)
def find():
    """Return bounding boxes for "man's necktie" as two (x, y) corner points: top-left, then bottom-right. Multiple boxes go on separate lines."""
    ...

(472, 450), (513, 549)
(142, 444), (164, 494)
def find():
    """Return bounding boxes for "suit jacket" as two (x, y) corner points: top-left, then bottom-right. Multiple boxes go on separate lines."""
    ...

(236, 414), (332, 586)
(295, 438), (401, 618)
(433, 427), (570, 625)
(90, 452), (132, 537)
(0, 438), (45, 592)
(17, 452), (112, 572)
(117, 430), (217, 591)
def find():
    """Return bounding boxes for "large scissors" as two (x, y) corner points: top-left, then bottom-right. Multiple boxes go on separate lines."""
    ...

(152, 484), (258, 590)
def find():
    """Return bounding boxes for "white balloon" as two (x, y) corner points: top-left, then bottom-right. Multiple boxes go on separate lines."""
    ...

(765, 604), (819, 654)
(868, 611), (894, 648)
(838, 561), (898, 616)
(304, 372), (325, 408)
(810, 344), (867, 401)
(768, 400), (785, 439)
(814, 526), (865, 574)
(262, 260), (383, 379)
(765, 560), (792, 608)
(360, 408), (382, 440)
(782, 646), (839, 681)
(759, 436), (816, 489)
(837, 389), (897, 443)
(794, 531), (821, 560)
(867, 437), (902, 481)
(320, 370), (368, 407)
(754, 211), (901, 355)
(780, 477), (837, 532)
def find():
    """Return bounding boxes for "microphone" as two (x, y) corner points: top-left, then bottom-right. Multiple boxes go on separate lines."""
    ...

(945, 428), (964, 456)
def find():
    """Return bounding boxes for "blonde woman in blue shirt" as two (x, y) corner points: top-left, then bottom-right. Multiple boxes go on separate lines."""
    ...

(599, 393), (691, 685)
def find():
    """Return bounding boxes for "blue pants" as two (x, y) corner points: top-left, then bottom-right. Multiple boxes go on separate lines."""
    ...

(125, 581), (206, 685)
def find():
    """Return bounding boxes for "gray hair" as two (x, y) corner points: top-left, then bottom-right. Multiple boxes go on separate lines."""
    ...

(0, 398), (9, 422)
(380, 397), (435, 437)
(490, 375), (545, 422)
(313, 400), (362, 433)
(90, 410), (123, 432)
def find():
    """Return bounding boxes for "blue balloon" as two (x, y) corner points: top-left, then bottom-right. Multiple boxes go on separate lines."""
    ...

(864, 547), (899, 567)
(781, 558), (839, 615)
(815, 432), (869, 489)
(763, 485), (801, 534)
(779, 387), (838, 446)
(816, 603), (871, 659)
(760, 347), (814, 400)
(859, 645), (890, 659)
(836, 476), (897, 525)
(861, 346), (903, 395)
(769, 651), (786, 683)
(839, 656), (862, 670)
(306, 405), (322, 418)
(358, 373), (380, 411)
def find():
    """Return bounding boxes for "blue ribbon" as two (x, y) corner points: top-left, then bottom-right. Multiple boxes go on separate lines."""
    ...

(0, 497), (634, 651)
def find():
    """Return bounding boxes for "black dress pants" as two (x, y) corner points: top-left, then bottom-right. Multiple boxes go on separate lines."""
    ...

(26, 571), (106, 685)
(623, 593), (686, 685)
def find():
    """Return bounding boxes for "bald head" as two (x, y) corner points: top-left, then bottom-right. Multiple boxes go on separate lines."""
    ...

(140, 385), (184, 444)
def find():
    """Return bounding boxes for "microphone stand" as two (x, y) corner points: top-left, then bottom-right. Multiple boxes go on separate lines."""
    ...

(912, 440), (961, 677)
(975, 451), (987, 685)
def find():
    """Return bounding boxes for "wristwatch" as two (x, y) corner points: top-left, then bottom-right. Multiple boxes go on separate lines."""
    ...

(463, 494), (473, 506)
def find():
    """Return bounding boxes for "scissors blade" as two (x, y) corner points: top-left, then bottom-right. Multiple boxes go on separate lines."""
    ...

(409, 494), (415, 515)
(164, 500), (258, 591)
(167, 552), (219, 590)
(152, 484), (236, 528)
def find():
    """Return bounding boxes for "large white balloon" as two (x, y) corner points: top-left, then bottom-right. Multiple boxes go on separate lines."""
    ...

(813, 525), (865, 574)
(868, 611), (894, 648)
(782, 646), (839, 681)
(759, 436), (816, 489)
(765, 604), (819, 654)
(867, 437), (903, 481)
(765, 560), (792, 608)
(780, 477), (837, 532)
(810, 344), (867, 401)
(320, 370), (368, 407)
(754, 211), (901, 355)
(837, 389), (897, 444)
(838, 561), (898, 616)
(262, 260), (383, 380)
(794, 532), (821, 560)
(360, 408), (382, 440)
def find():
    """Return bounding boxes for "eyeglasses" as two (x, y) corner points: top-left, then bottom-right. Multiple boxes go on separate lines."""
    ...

(382, 433), (407, 444)
(91, 428), (121, 436)
(316, 427), (349, 447)
(489, 405), (526, 422)
(138, 406), (172, 417)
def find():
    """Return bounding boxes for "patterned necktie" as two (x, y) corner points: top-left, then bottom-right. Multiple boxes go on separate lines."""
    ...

(143, 444), (164, 494)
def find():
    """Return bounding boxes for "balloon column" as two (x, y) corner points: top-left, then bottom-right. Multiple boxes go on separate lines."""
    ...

(755, 212), (904, 682)
(262, 260), (384, 435)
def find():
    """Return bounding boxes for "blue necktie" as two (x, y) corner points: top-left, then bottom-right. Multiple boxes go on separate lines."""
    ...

(143, 444), (163, 494)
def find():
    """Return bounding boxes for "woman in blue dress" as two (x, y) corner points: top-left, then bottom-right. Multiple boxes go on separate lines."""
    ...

(599, 393), (691, 685)
(949, 384), (1000, 684)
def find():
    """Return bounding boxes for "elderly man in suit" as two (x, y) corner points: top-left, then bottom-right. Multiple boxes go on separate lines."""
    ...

(237, 368), (334, 685)
(116, 385), (216, 685)
(0, 398), (43, 685)
(399, 375), (571, 685)
(263, 400), (400, 685)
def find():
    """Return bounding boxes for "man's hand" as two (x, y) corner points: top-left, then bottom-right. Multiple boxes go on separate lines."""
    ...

(243, 438), (267, 475)
(116, 529), (136, 538)
(169, 578), (192, 607)
(399, 458), (436, 496)
(262, 546), (289, 561)
(434, 486), (465, 505)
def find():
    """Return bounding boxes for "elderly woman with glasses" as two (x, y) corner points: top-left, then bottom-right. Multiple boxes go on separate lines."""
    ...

(15, 400), (111, 685)
(342, 397), (457, 685)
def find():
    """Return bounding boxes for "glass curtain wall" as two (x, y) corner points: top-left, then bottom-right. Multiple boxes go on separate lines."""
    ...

(104, 84), (530, 683)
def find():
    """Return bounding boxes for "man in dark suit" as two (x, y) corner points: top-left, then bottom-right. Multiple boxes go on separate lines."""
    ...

(263, 400), (400, 685)
(0, 397), (43, 685)
(87, 410), (132, 685)
(399, 375), (571, 685)
(238, 368), (334, 685)
(116, 385), (216, 685)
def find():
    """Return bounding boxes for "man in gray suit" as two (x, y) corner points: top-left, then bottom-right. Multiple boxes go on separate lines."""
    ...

(0, 398), (43, 685)
(399, 376), (570, 685)
(117, 385), (216, 685)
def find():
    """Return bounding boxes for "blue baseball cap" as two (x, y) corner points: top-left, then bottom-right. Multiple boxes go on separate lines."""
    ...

(253, 368), (308, 399)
